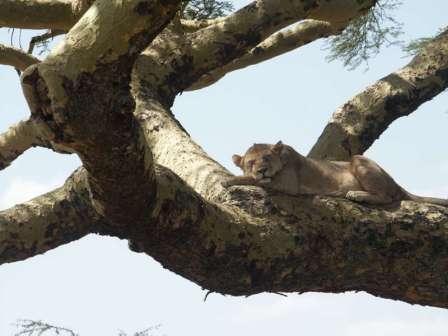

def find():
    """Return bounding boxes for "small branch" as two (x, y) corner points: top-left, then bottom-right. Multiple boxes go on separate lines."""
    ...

(0, 43), (40, 71)
(0, 118), (54, 170)
(28, 29), (65, 55)
(309, 28), (448, 160)
(188, 20), (336, 91)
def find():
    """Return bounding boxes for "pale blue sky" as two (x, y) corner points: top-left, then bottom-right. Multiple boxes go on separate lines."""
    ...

(0, 1), (447, 335)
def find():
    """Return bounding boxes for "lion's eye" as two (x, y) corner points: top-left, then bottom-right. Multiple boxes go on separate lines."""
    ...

(247, 160), (255, 167)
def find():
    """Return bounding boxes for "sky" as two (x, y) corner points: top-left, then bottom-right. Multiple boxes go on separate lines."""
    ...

(0, 1), (448, 335)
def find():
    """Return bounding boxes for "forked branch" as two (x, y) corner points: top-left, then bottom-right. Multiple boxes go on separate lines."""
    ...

(139, 0), (375, 101)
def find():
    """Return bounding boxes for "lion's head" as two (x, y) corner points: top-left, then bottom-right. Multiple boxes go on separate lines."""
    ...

(232, 141), (285, 181)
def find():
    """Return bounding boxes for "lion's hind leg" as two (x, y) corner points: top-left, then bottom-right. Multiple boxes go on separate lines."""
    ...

(348, 155), (403, 205)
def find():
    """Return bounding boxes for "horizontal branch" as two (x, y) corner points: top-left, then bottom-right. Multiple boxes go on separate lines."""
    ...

(309, 28), (448, 160)
(2, 149), (447, 308)
(0, 168), (104, 265)
(0, 43), (40, 71)
(187, 20), (335, 91)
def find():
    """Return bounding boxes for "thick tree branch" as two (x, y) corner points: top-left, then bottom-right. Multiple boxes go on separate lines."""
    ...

(128, 162), (448, 309)
(309, 28), (448, 160)
(0, 168), (104, 265)
(133, 97), (231, 201)
(187, 20), (336, 91)
(0, 118), (56, 170)
(0, 43), (40, 71)
(20, 0), (180, 224)
(0, 0), (76, 30)
(2, 149), (447, 308)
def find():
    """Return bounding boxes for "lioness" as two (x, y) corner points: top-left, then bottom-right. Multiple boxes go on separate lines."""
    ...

(223, 141), (448, 206)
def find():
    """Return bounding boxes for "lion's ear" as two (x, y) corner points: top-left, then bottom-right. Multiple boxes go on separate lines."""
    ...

(232, 154), (243, 168)
(272, 141), (283, 153)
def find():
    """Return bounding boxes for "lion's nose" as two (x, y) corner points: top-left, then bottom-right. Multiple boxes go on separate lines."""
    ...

(257, 167), (268, 175)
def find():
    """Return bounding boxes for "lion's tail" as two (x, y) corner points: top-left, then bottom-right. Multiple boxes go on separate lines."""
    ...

(403, 189), (448, 207)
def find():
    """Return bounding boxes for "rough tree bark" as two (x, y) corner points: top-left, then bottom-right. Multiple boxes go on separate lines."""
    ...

(0, 0), (447, 310)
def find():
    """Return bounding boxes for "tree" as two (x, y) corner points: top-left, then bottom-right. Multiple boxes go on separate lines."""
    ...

(12, 319), (162, 336)
(0, 0), (447, 314)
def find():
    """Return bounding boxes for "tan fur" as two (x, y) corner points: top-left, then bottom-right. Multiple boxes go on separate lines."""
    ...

(224, 141), (448, 206)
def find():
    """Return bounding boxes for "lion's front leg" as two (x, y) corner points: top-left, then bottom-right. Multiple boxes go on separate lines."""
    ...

(222, 175), (260, 187)
(345, 191), (393, 205)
